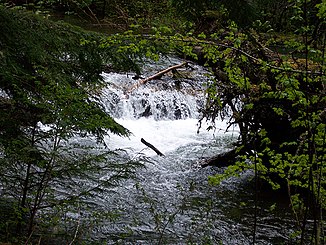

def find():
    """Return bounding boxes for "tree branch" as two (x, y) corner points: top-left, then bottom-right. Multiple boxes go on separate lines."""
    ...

(141, 138), (164, 156)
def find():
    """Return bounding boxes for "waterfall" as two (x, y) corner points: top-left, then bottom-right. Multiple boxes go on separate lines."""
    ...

(100, 58), (237, 155)
(90, 58), (293, 244)
(100, 62), (206, 121)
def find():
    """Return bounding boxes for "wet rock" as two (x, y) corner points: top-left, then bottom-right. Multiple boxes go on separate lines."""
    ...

(174, 108), (182, 119)
(139, 105), (152, 118)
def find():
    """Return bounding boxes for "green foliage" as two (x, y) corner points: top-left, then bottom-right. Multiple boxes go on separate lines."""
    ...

(0, 0), (325, 243)
(92, 3), (326, 239)
(201, 1), (325, 243)
(0, 7), (129, 137)
(0, 7), (145, 243)
(170, 0), (255, 29)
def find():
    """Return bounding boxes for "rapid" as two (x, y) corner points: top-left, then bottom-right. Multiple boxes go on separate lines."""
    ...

(92, 57), (295, 244)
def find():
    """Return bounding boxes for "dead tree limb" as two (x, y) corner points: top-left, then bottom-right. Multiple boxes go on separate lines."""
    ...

(126, 62), (188, 94)
(200, 146), (248, 167)
(141, 138), (164, 156)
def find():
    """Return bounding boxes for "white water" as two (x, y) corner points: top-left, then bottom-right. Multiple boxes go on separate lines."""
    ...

(101, 57), (239, 157)
(105, 118), (238, 157)
(92, 59), (294, 244)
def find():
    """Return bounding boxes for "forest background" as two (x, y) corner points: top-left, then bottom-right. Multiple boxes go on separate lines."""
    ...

(0, 0), (325, 244)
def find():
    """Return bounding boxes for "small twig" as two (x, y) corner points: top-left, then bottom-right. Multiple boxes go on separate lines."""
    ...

(24, 227), (35, 245)
(69, 204), (81, 245)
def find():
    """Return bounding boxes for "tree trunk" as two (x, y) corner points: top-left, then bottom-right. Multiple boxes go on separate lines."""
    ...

(126, 62), (188, 94)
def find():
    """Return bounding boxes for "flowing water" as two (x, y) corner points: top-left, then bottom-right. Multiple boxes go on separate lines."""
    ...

(93, 58), (296, 244)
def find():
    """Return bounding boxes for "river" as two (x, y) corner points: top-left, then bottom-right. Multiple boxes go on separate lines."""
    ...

(89, 57), (296, 244)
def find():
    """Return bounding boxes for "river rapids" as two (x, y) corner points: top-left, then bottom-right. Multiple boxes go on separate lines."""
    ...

(86, 57), (295, 244)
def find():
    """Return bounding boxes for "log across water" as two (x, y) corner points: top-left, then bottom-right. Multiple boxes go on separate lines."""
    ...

(126, 62), (188, 94)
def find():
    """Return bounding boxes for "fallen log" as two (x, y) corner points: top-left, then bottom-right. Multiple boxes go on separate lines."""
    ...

(126, 62), (188, 94)
(141, 138), (164, 156)
(200, 145), (249, 168)
(200, 149), (238, 168)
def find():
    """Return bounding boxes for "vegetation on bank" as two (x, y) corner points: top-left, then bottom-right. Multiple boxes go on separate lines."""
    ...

(0, 6), (144, 244)
(0, 0), (325, 244)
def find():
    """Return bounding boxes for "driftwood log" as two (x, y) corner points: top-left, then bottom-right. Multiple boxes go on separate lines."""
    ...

(200, 145), (248, 168)
(126, 62), (188, 94)
(141, 138), (164, 156)
(200, 149), (238, 167)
